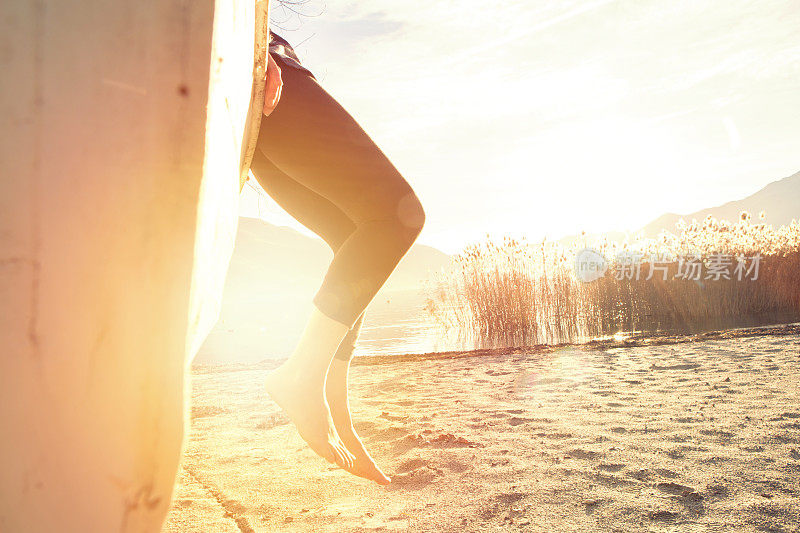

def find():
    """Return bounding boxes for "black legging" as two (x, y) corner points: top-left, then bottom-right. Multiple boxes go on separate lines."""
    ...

(252, 60), (425, 361)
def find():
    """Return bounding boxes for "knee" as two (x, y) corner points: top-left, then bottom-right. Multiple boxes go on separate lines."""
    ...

(394, 190), (425, 244)
(354, 184), (425, 252)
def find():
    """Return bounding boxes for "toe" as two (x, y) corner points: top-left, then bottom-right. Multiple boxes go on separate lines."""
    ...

(340, 445), (356, 466)
(337, 444), (355, 468)
(374, 471), (391, 485)
(331, 444), (350, 469)
(364, 460), (391, 485)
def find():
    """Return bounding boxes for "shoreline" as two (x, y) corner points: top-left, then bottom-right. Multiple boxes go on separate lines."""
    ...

(191, 322), (800, 372)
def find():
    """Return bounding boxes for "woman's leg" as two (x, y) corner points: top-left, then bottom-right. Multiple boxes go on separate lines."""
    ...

(257, 66), (425, 329)
(251, 151), (389, 483)
(250, 150), (356, 252)
(255, 64), (424, 481)
(250, 151), (367, 363)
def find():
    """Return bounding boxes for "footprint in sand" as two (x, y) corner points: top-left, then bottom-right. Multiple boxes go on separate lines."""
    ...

(373, 426), (410, 442)
(653, 468), (679, 478)
(479, 492), (529, 520)
(770, 412), (800, 422)
(628, 469), (652, 481)
(655, 482), (692, 495)
(705, 484), (730, 500)
(404, 430), (480, 449)
(594, 472), (638, 488)
(494, 492), (527, 505)
(598, 463), (625, 472)
(388, 461), (443, 490)
(378, 411), (409, 422)
(699, 428), (734, 439)
(771, 432), (800, 444)
(656, 482), (703, 502)
(443, 459), (470, 473)
(353, 419), (378, 435)
(423, 431), (480, 448)
(566, 448), (601, 460)
(396, 458), (428, 473)
(649, 510), (681, 522)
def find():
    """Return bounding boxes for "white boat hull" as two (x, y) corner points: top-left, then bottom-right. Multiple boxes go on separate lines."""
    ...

(0, 0), (266, 530)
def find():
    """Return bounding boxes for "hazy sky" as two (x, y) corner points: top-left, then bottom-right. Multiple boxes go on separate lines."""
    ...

(241, 0), (800, 253)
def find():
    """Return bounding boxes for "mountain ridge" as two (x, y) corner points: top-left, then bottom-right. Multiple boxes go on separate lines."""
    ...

(559, 170), (799, 247)
(641, 170), (800, 236)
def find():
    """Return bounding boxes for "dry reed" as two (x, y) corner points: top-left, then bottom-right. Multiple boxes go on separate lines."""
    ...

(426, 214), (800, 348)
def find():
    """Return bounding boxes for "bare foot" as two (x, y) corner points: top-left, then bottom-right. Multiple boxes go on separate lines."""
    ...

(265, 363), (355, 469)
(326, 359), (391, 485)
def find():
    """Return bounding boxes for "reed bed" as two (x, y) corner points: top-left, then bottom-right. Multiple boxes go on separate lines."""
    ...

(426, 214), (800, 349)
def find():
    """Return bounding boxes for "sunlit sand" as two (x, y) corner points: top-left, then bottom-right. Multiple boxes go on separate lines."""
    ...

(165, 327), (800, 531)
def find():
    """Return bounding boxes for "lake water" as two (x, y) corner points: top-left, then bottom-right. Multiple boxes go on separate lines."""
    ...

(352, 289), (461, 358)
(195, 287), (461, 365)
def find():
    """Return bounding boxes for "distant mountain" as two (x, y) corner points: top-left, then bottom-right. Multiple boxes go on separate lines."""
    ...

(229, 217), (450, 291)
(560, 171), (800, 247)
(642, 170), (800, 236)
(194, 217), (450, 364)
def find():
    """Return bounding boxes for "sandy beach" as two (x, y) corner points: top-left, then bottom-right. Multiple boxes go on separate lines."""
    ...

(165, 330), (800, 532)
